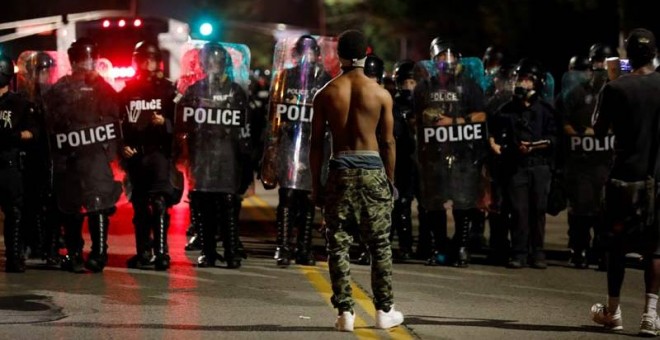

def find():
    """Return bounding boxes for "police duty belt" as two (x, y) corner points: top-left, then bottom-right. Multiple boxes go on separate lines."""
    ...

(51, 121), (122, 151)
(422, 122), (487, 144)
(566, 134), (615, 154)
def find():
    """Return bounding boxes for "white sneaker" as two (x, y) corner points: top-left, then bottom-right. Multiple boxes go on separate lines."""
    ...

(590, 303), (623, 331)
(376, 306), (404, 329)
(639, 313), (660, 337)
(335, 311), (355, 332)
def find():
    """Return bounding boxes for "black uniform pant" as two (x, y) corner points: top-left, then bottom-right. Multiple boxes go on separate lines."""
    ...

(1, 167), (24, 262)
(190, 191), (241, 261)
(276, 188), (315, 255)
(488, 177), (512, 257)
(62, 208), (114, 251)
(391, 195), (413, 252)
(131, 193), (170, 257)
(507, 164), (551, 261)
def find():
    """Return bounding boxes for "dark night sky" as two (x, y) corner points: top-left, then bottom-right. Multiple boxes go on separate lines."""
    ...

(2, 0), (660, 83)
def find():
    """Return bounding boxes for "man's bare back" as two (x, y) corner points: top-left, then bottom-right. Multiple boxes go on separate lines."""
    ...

(311, 67), (395, 198)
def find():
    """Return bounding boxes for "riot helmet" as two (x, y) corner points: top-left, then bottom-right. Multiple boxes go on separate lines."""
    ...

(28, 52), (55, 74)
(568, 55), (591, 71)
(429, 37), (459, 74)
(133, 40), (162, 77)
(30, 52), (56, 94)
(588, 43), (616, 70)
(293, 35), (321, 65)
(364, 54), (384, 84)
(0, 52), (14, 88)
(200, 42), (229, 76)
(483, 45), (504, 73)
(513, 58), (545, 100)
(393, 59), (416, 90)
(67, 37), (99, 72)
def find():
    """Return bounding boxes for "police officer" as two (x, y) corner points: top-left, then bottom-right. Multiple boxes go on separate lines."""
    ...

(556, 55), (612, 269)
(16, 51), (60, 264)
(414, 38), (488, 268)
(119, 41), (181, 270)
(175, 42), (252, 269)
(485, 63), (515, 264)
(261, 35), (333, 267)
(0, 52), (37, 272)
(491, 58), (557, 269)
(390, 59), (417, 261)
(43, 38), (122, 273)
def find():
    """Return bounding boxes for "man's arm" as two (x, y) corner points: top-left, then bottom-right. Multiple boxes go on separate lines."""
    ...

(379, 89), (396, 182)
(311, 88), (327, 204)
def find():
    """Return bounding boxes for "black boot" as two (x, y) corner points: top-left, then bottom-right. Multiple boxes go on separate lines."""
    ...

(452, 209), (472, 268)
(86, 212), (109, 273)
(275, 189), (293, 267)
(4, 206), (25, 273)
(426, 209), (449, 266)
(197, 193), (218, 268)
(151, 196), (170, 271)
(235, 198), (248, 259)
(185, 197), (203, 251)
(295, 194), (316, 266)
(62, 213), (85, 273)
(222, 194), (241, 269)
(469, 210), (487, 252)
(393, 198), (413, 261)
(43, 206), (62, 266)
(415, 205), (433, 260)
(127, 202), (153, 269)
(567, 214), (590, 269)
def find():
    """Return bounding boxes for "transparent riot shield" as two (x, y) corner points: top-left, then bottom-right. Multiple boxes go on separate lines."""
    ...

(174, 41), (251, 194)
(260, 35), (339, 190)
(414, 58), (488, 210)
(43, 67), (123, 214)
(16, 51), (59, 102)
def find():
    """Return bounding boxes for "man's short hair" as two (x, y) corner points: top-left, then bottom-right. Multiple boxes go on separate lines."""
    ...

(625, 28), (657, 69)
(337, 30), (368, 60)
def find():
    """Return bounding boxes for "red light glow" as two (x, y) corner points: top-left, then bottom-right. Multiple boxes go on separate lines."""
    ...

(118, 19), (126, 27)
(102, 20), (111, 28)
(133, 19), (142, 27)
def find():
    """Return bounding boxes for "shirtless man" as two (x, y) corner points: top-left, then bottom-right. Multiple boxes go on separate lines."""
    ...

(311, 29), (404, 332)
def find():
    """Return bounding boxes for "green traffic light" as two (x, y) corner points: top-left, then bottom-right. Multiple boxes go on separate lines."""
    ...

(200, 23), (213, 36)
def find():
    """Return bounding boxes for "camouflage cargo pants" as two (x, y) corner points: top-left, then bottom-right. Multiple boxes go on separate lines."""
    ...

(324, 167), (394, 312)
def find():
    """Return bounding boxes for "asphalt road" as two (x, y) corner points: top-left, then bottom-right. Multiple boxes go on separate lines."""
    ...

(0, 184), (646, 339)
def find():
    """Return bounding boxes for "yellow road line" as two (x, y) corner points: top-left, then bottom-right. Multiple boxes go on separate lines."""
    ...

(299, 265), (382, 339)
(252, 193), (414, 339)
(242, 195), (276, 220)
(319, 262), (415, 340)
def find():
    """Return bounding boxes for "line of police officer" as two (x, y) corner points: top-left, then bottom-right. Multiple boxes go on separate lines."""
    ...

(359, 40), (620, 270)
(1, 32), (626, 273)
(0, 35), (261, 273)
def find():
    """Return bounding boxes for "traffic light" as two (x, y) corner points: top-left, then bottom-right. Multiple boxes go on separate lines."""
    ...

(192, 18), (222, 40)
(199, 22), (213, 37)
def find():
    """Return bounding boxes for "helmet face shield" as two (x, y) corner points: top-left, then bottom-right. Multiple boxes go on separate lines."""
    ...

(68, 39), (99, 72)
(433, 49), (458, 74)
(133, 41), (162, 74)
(294, 36), (320, 65)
